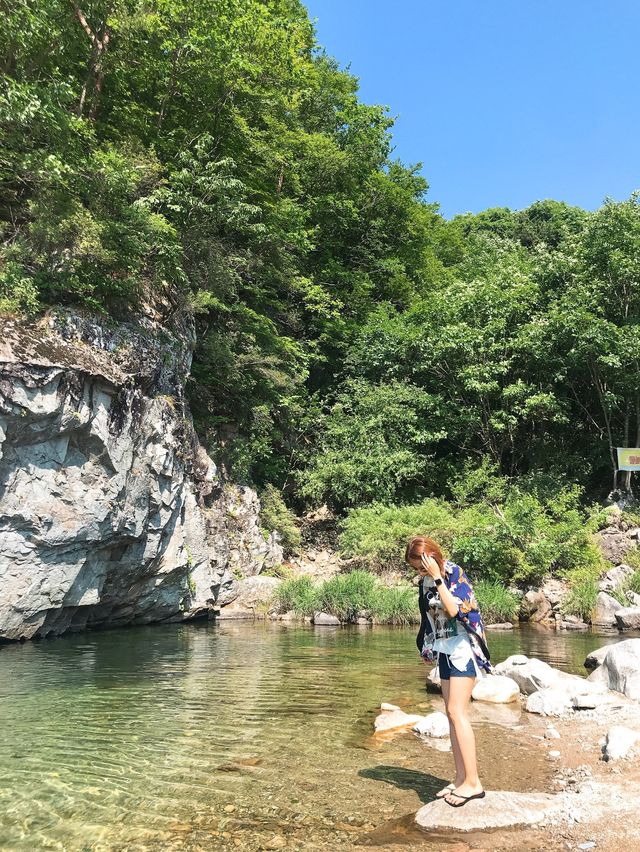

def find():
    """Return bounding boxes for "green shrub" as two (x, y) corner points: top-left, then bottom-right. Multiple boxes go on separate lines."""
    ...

(261, 562), (293, 580)
(0, 263), (40, 315)
(338, 498), (457, 570)
(474, 580), (519, 623)
(258, 484), (302, 556)
(337, 485), (603, 586)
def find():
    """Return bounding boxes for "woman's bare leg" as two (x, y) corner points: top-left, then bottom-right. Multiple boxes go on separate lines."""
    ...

(435, 679), (465, 796)
(443, 676), (483, 804)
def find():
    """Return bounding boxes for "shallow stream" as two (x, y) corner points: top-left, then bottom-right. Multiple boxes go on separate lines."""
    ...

(0, 622), (632, 851)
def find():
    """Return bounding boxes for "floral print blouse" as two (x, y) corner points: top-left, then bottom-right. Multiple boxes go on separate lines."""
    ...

(416, 559), (493, 674)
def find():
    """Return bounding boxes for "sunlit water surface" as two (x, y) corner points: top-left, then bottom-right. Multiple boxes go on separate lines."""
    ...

(0, 621), (632, 851)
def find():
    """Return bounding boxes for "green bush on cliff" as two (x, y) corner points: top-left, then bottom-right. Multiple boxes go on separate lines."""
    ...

(258, 484), (302, 556)
(338, 499), (458, 570)
(338, 484), (604, 586)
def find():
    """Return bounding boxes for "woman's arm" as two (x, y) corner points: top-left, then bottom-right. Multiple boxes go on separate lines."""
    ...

(420, 554), (461, 619)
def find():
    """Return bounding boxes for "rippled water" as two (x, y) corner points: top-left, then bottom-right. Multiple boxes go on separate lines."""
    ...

(0, 622), (632, 851)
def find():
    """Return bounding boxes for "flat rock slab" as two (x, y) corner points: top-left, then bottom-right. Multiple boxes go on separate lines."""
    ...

(415, 790), (561, 832)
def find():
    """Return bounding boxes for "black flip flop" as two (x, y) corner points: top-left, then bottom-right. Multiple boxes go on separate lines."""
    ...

(444, 790), (486, 808)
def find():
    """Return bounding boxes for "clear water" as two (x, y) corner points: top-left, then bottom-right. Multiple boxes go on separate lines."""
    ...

(0, 622), (631, 851)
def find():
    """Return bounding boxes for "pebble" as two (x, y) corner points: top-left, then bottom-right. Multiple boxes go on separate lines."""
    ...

(545, 726), (561, 739)
(577, 843), (596, 850)
(548, 750), (561, 759)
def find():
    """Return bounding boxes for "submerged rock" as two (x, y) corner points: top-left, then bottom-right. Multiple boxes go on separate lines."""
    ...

(374, 706), (425, 733)
(412, 711), (449, 738)
(415, 790), (562, 832)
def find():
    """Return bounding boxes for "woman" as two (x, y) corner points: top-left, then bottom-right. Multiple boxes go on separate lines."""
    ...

(405, 534), (491, 808)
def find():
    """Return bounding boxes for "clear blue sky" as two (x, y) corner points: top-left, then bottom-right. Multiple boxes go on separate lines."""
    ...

(304, 1), (640, 218)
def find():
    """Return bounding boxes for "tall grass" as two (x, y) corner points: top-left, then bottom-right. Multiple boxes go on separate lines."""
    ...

(272, 570), (419, 624)
(473, 580), (519, 623)
(562, 572), (599, 621)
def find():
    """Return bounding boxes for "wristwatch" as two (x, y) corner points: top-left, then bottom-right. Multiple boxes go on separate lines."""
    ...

(434, 577), (443, 587)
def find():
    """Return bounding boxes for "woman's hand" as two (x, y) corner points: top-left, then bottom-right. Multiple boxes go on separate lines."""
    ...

(421, 553), (441, 580)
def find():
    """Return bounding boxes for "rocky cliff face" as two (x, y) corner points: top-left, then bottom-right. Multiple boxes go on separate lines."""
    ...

(0, 309), (282, 640)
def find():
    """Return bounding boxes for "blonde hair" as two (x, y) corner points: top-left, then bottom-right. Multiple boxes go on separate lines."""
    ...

(404, 535), (444, 572)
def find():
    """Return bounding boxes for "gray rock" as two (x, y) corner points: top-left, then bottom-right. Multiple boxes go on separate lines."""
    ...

(597, 526), (636, 565)
(494, 655), (563, 695)
(592, 591), (623, 626)
(217, 576), (281, 618)
(414, 790), (563, 832)
(615, 607), (640, 629)
(520, 590), (553, 623)
(485, 622), (514, 631)
(526, 688), (573, 717)
(602, 725), (640, 760)
(312, 611), (340, 625)
(598, 563), (634, 592)
(541, 578), (568, 610)
(561, 621), (589, 631)
(587, 638), (640, 700)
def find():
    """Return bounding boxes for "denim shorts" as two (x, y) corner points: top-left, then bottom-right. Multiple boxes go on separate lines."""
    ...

(438, 652), (476, 679)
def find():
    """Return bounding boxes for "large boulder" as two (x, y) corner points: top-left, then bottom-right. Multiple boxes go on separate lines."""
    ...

(471, 674), (520, 704)
(217, 575), (281, 619)
(312, 611), (341, 626)
(598, 563), (635, 592)
(592, 591), (623, 627)
(615, 607), (640, 630)
(587, 639), (640, 700)
(494, 655), (560, 694)
(520, 590), (552, 623)
(496, 654), (609, 712)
